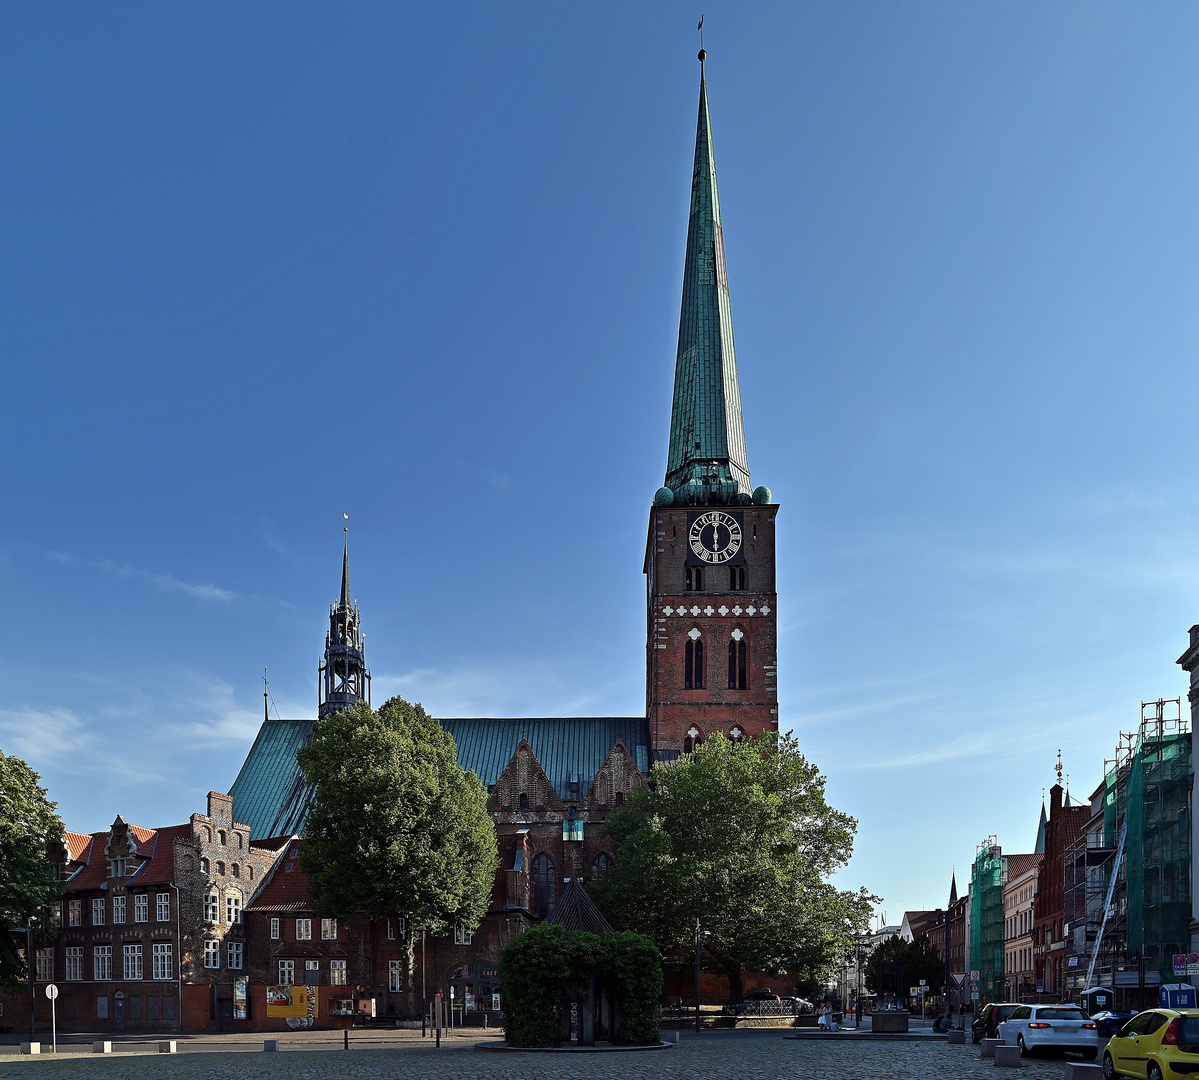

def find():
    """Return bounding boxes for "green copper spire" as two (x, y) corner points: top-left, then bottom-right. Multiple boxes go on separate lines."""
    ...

(340, 526), (351, 609)
(662, 52), (751, 507)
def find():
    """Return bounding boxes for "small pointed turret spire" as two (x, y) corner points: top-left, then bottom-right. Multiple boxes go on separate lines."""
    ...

(1034, 800), (1047, 854)
(659, 49), (752, 507)
(340, 514), (351, 609)
(949, 870), (958, 906)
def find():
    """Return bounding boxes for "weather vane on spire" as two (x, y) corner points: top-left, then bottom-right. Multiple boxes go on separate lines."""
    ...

(1055, 749), (1063, 785)
(344, 511), (349, 538)
(697, 15), (705, 59)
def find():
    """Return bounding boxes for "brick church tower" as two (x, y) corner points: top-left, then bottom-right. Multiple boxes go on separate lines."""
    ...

(645, 51), (779, 759)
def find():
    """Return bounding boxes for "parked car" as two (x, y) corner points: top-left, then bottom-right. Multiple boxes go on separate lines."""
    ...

(972, 1003), (1022, 1043)
(1090, 1010), (1135, 1040)
(997, 1004), (1099, 1058)
(1103, 1008), (1199, 1080)
(746, 988), (782, 1002)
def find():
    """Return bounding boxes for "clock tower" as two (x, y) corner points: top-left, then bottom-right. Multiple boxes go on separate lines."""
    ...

(645, 51), (779, 760)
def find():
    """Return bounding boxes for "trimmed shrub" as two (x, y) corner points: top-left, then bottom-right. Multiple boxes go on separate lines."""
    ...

(497, 924), (573, 1047)
(601, 932), (662, 1045)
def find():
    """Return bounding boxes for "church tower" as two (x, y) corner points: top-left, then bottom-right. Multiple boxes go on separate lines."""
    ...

(318, 529), (371, 719)
(644, 51), (779, 759)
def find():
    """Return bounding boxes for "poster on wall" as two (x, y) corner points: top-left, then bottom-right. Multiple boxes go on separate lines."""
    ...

(267, 986), (317, 1028)
(233, 978), (248, 1020)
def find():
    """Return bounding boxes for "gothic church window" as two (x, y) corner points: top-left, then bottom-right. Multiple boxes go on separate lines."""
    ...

(531, 854), (556, 917)
(519, 793), (528, 810)
(592, 853), (613, 879)
(683, 725), (702, 754)
(727, 632), (747, 690)
(685, 632), (704, 689)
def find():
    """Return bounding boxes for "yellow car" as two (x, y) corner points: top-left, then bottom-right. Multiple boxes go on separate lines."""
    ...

(1103, 1008), (1199, 1080)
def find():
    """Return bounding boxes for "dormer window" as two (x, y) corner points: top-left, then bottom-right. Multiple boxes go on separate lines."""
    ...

(110, 858), (126, 878)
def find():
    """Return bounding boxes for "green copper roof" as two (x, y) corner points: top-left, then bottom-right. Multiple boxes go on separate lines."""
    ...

(228, 719), (315, 840)
(228, 715), (651, 841)
(665, 57), (750, 506)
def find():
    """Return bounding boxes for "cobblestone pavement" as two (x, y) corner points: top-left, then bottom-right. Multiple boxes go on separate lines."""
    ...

(0, 1030), (1086, 1080)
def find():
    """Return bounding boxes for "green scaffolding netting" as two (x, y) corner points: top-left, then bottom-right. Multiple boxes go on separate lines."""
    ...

(970, 844), (1005, 1005)
(1126, 729), (1191, 984)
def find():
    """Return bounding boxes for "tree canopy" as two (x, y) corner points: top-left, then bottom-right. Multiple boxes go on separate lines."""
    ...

(297, 697), (497, 933)
(864, 933), (946, 997)
(589, 732), (874, 999)
(0, 752), (64, 993)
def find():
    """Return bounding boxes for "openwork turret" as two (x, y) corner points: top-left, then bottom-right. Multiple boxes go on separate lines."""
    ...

(318, 528), (370, 719)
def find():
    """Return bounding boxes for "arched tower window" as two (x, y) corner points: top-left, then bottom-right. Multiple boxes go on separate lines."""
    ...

(727, 629), (747, 690)
(531, 854), (556, 917)
(686, 566), (703, 591)
(685, 629), (704, 689)
(683, 725), (702, 755)
(217, 830), (226, 846)
(728, 565), (746, 590)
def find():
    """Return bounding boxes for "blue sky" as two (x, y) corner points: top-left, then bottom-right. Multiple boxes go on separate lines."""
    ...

(2, 3), (1199, 922)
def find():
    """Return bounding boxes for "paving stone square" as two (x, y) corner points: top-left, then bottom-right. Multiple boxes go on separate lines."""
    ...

(0, 1029), (1085, 1080)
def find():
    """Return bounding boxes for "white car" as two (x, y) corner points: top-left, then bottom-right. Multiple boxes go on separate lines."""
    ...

(997, 1004), (1100, 1058)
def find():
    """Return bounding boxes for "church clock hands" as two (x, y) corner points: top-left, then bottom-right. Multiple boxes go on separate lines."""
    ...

(688, 511), (742, 564)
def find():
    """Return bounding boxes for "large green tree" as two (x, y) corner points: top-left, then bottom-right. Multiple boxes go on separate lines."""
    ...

(0, 752), (64, 993)
(297, 697), (498, 934)
(590, 732), (874, 999)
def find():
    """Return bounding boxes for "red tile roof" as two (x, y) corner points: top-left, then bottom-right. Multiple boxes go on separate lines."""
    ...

(246, 839), (311, 912)
(66, 822), (192, 891)
(64, 831), (92, 861)
(1005, 852), (1043, 880)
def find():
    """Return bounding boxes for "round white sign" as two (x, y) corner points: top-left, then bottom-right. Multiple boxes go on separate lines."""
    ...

(45, 984), (58, 1000)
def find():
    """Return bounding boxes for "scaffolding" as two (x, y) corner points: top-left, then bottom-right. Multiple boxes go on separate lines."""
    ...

(1062, 700), (1189, 1005)
(970, 838), (1006, 1005)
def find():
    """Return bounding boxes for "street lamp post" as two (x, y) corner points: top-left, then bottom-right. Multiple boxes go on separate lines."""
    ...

(694, 918), (701, 1035)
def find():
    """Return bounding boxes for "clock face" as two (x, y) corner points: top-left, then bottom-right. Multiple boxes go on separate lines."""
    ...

(689, 511), (742, 564)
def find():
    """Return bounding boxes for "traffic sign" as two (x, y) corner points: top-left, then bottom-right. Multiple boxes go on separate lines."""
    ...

(1176, 954), (1187, 976)
(44, 984), (58, 1000)
(952, 972), (967, 987)
(970, 970), (979, 979)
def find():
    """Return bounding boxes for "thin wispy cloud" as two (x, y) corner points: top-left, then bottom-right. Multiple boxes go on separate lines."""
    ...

(45, 550), (237, 603)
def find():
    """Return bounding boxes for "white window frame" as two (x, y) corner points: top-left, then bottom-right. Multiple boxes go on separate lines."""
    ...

(227, 941), (243, 971)
(156, 892), (170, 922)
(112, 895), (126, 925)
(92, 898), (105, 926)
(388, 959), (402, 992)
(65, 947), (84, 982)
(278, 959), (294, 986)
(295, 918), (312, 941)
(123, 943), (142, 981)
(35, 949), (53, 982)
(133, 894), (148, 923)
(387, 919), (395, 940)
(321, 917), (337, 940)
(203, 940), (220, 970)
(152, 943), (173, 981)
(111, 858), (126, 878)
(331, 959), (347, 986)
(204, 892), (219, 924)
(454, 924), (472, 946)
(226, 894), (242, 925)
(270, 917), (280, 940)
(94, 945), (112, 981)
(68, 899), (81, 927)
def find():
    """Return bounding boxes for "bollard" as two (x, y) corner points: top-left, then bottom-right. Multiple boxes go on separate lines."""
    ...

(92, 1041), (113, 1054)
(1062, 1065), (1103, 1080)
(344, 1029), (349, 1050)
(981, 1037), (1001, 1058)
(993, 1043), (1022, 1068)
(264, 1040), (280, 1052)
(947, 1029), (966, 1044)
(158, 1041), (177, 1054)
(20, 1043), (40, 1055)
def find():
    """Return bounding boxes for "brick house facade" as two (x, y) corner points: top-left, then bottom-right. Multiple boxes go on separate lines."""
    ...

(1033, 783), (1086, 1000)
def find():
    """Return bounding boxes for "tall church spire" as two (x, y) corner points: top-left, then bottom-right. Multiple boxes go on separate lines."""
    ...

(319, 525), (370, 719)
(659, 50), (753, 507)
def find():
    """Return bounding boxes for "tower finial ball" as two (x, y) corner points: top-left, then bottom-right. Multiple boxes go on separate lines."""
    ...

(698, 48), (706, 62)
